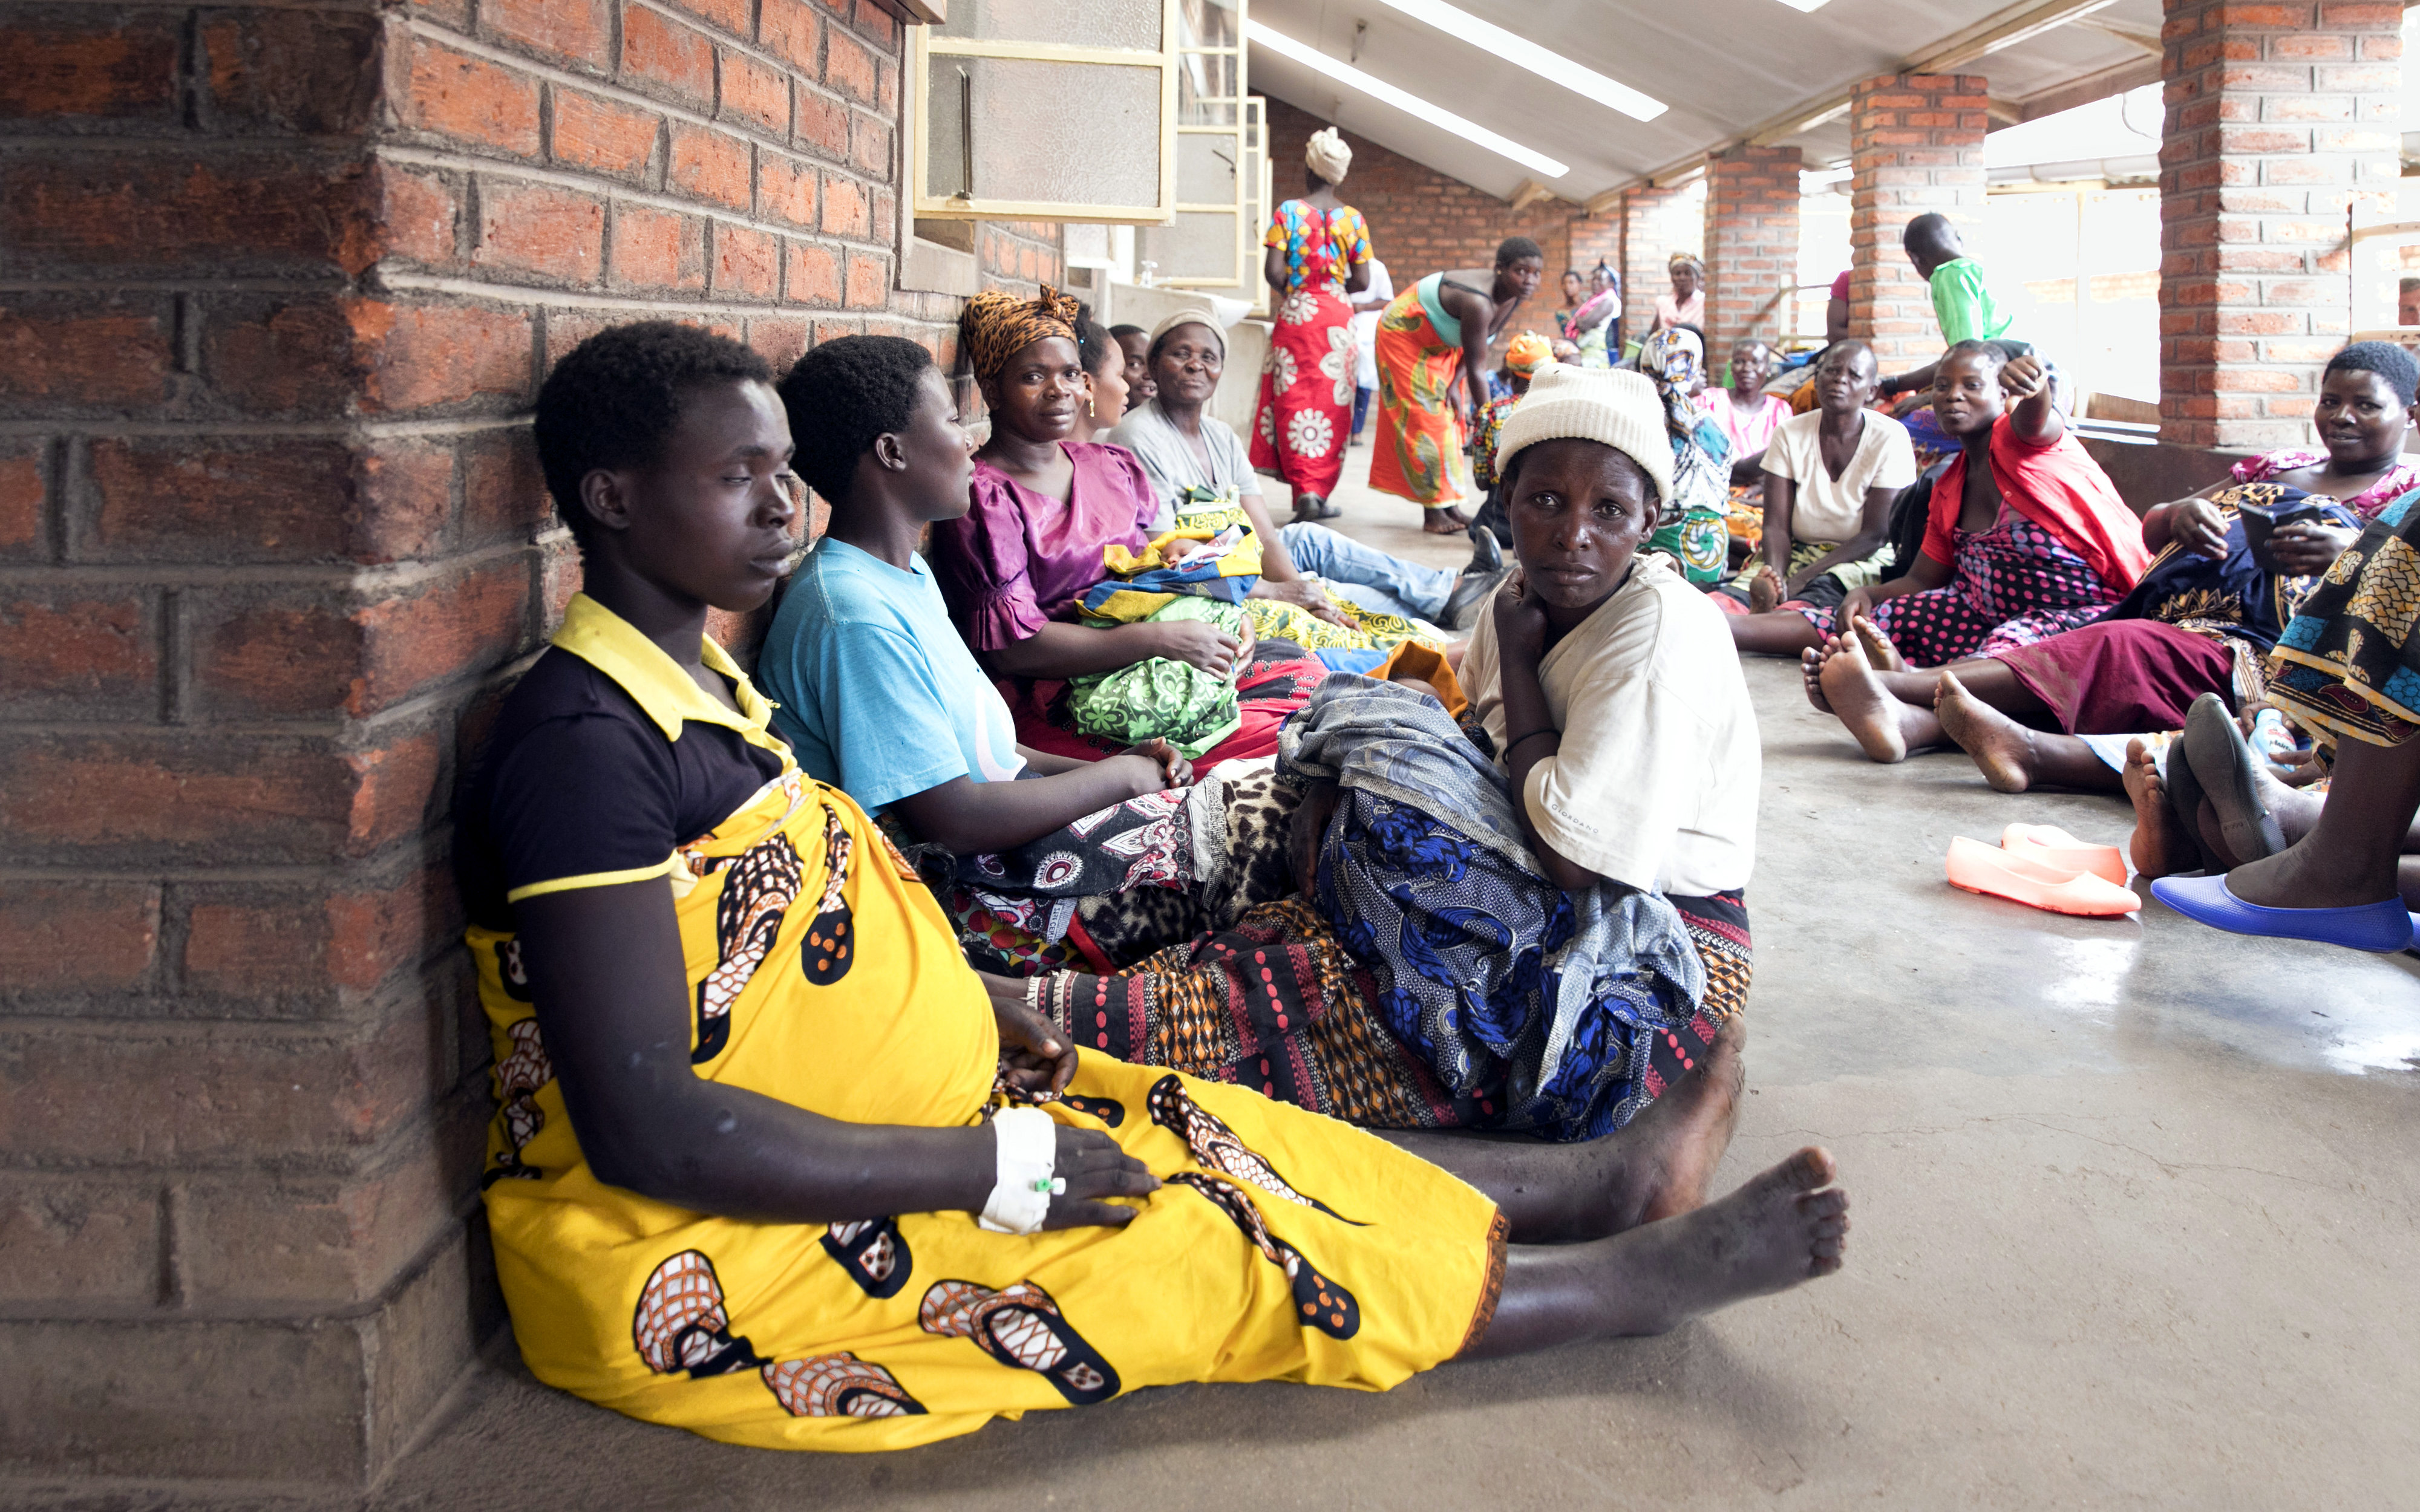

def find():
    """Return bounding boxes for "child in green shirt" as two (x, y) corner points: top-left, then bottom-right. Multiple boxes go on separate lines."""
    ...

(1878, 212), (2016, 401)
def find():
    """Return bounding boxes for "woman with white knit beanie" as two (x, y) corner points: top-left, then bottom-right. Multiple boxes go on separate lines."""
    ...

(1459, 362), (1765, 1025)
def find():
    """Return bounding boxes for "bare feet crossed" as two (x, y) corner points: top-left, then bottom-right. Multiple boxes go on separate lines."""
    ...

(1748, 567), (1782, 614)
(1593, 1148), (1851, 1337)
(2123, 738), (2195, 878)
(1606, 1018), (1747, 1231)
(1799, 634), (1846, 715)
(1935, 669), (2036, 793)
(1849, 614), (1906, 672)
(1820, 639), (1917, 764)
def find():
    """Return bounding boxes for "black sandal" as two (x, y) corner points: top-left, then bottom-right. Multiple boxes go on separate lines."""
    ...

(2182, 693), (2286, 865)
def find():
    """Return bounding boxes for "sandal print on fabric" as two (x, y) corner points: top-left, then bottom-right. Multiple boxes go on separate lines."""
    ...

(918, 1279), (1120, 1405)
(1169, 1173), (1362, 1340)
(760, 1353), (926, 1418)
(482, 1017), (552, 1188)
(637, 1247), (930, 1418)
(632, 1250), (770, 1379)
(821, 1217), (912, 1300)
(1146, 1074), (1357, 1223)
(802, 802), (855, 986)
(692, 832), (801, 1063)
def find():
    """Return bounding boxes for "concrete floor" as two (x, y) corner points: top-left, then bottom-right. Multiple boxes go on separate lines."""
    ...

(31, 448), (2420, 1510)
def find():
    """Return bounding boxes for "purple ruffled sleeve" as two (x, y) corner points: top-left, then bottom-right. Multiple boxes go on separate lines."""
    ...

(927, 469), (1051, 654)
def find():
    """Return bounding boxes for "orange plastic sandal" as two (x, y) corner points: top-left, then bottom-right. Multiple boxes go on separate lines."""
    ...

(1947, 836), (2141, 917)
(1999, 823), (2129, 886)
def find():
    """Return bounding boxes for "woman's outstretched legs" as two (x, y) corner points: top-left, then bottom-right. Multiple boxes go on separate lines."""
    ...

(1933, 670), (2119, 793)
(1815, 639), (1943, 761)
(1729, 609), (1825, 656)
(2223, 733), (2420, 909)
(1385, 1020), (1747, 1245)
(1461, 1148), (1849, 1357)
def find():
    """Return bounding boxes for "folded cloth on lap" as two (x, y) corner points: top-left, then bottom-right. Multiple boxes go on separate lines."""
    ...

(1280, 677), (1705, 1139)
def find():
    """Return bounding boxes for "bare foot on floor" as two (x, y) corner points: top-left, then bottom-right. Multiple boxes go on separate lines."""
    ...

(1800, 644), (1836, 715)
(2123, 738), (2194, 878)
(1604, 1018), (1747, 1231)
(1934, 669), (2035, 793)
(1850, 614), (1906, 672)
(1597, 1148), (1850, 1334)
(1748, 568), (1781, 614)
(1819, 639), (1912, 763)
(1424, 507), (1473, 535)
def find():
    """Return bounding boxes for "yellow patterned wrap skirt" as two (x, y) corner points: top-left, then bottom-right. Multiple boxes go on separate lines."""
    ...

(471, 771), (1506, 1452)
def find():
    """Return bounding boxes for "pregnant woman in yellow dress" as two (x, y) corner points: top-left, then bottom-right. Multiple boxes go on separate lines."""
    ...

(457, 321), (1852, 1452)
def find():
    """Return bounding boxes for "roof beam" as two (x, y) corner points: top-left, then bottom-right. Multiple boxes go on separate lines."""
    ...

(2073, 16), (2168, 58)
(2014, 53), (2162, 121)
(1908, 0), (2121, 73)
(1505, 178), (1563, 212)
(1625, 0), (2124, 197)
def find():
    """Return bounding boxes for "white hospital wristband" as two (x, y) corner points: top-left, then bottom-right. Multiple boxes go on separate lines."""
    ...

(976, 1106), (1063, 1234)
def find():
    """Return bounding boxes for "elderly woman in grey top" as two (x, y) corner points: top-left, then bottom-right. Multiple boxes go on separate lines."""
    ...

(1107, 313), (1505, 629)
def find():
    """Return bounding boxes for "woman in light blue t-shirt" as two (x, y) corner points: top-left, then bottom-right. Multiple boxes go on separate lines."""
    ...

(759, 336), (1200, 973)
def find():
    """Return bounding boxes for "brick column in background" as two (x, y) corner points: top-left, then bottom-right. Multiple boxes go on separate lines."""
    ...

(2158, 0), (2402, 449)
(1848, 72), (1989, 369)
(1570, 210), (1622, 282)
(0, 0), (1029, 1490)
(1703, 144), (1805, 353)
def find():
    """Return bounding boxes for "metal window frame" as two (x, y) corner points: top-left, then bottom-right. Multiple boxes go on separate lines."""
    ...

(1150, 24), (1249, 290)
(908, 2), (1180, 225)
(2349, 183), (2420, 344)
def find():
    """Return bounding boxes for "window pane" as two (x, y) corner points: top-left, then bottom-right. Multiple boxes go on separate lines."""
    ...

(1177, 131), (1237, 201)
(924, 56), (1163, 207)
(1140, 210), (1238, 282)
(938, 0), (1162, 50)
(1177, 53), (1237, 122)
(1178, 0), (1240, 49)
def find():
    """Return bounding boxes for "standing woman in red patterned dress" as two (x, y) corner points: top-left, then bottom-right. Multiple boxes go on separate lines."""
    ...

(1249, 127), (1372, 523)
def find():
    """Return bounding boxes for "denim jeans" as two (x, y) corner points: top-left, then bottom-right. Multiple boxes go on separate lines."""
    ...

(1277, 522), (1454, 622)
(1352, 384), (1373, 438)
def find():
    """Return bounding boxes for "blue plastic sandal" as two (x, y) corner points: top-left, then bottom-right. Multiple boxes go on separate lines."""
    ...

(2150, 875), (2416, 953)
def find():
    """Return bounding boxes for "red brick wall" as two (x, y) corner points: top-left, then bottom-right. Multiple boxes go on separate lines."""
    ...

(1848, 72), (1989, 367)
(1703, 145), (1804, 353)
(1264, 97), (1586, 345)
(0, 0), (1051, 1487)
(2158, 0), (2401, 449)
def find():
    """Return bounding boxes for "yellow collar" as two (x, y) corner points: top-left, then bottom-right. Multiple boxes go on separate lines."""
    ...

(551, 593), (789, 755)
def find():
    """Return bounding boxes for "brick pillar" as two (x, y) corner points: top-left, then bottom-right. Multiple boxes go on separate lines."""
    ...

(1848, 72), (1990, 369)
(0, 1), (981, 1490)
(1571, 209), (1623, 279)
(1704, 144), (1805, 353)
(2158, 0), (2402, 449)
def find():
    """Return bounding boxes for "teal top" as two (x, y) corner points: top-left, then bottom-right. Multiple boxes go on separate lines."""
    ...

(1414, 272), (1463, 347)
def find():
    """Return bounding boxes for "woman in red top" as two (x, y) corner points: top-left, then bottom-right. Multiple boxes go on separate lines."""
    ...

(1725, 341), (2148, 671)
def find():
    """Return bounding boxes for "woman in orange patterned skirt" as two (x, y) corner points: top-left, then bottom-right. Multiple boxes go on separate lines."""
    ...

(1250, 128), (1372, 523)
(1371, 238), (1546, 533)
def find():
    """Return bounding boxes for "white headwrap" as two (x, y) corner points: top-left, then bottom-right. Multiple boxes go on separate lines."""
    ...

(1306, 127), (1352, 186)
